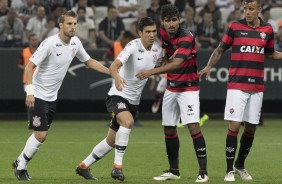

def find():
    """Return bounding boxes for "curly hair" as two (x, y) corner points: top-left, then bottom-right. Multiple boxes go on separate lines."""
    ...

(160, 4), (179, 20)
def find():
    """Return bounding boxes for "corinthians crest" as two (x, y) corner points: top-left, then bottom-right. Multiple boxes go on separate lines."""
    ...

(33, 116), (41, 127)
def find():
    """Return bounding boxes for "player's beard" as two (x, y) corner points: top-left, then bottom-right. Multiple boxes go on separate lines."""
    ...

(64, 30), (75, 38)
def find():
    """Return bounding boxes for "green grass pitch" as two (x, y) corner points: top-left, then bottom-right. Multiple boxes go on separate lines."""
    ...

(0, 119), (281, 183)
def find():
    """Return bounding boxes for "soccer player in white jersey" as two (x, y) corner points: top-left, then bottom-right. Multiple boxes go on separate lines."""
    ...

(75, 17), (163, 181)
(12, 10), (109, 181)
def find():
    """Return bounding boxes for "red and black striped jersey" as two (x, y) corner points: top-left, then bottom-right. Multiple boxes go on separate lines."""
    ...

(220, 18), (275, 92)
(159, 26), (199, 92)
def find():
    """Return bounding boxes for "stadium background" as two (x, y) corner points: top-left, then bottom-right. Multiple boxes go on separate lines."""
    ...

(1, 48), (282, 119)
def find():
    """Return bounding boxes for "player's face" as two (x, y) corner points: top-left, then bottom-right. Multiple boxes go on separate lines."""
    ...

(243, 1), (261, 24)
(29, 36), (38, 47)
(139, 25), (157, 47)
(60, 16), (77, 38)
(162, 16), (180, 36)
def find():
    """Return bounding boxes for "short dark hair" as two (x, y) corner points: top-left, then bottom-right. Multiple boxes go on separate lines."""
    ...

(123, 30), (135, 39)
(58, 10), (77, 23)
(243, 0), (261, 7)
(160, 4), (179, 20)
(138, 17), (156, 31)
(107, 4), (116, 12)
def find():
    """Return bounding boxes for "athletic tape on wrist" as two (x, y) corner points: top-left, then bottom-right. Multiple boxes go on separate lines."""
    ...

(25, 84), (34, 96)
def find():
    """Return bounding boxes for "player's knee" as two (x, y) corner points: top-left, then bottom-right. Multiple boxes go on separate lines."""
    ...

(34, 132), (48, 143)
(164, 126), (177, 136)
(244, 123), (257, 133)
(117, 117), (134, 128)
(187, 123), (201, 134)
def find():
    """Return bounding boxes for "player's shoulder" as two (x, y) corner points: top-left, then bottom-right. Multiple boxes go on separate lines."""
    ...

(40, 34), (60, 46)
(178, 27), (194, 41)
(152, 41), (162, 52)
(127, 38), (139, 47)
(70, 35), (81, 43)
(123, 38), (141, 51)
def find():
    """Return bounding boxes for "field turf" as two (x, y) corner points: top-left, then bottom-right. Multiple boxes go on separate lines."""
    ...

(0, 119), (281, 183)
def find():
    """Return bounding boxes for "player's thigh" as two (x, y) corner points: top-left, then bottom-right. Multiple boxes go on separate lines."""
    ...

(106, 95), (134, 130)
(46, 100), (57, 129)
(224, 90), (249, 122)
(177, 91), (200, 125)
(162, 90), (180, 126)
(28, 98), (49, 131)
(243, 92), (263, 124)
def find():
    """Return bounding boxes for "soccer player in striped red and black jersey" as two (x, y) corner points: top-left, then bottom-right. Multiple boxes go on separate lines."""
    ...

(199, 0), (282, 182)
(136, 4), (208, 182)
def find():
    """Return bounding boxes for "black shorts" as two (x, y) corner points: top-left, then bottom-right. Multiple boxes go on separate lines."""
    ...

(27, 97), (56, 131)
(105, 95), (139, 132)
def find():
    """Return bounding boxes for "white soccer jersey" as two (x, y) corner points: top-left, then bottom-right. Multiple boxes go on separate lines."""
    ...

(30, 34), (90, 101)
(108, 38), (163, 105)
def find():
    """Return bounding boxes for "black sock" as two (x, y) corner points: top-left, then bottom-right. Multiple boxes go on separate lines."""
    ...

(226, 129), (238, 172)
(235, 131), (254, 168)
(165, 133), (180, 176)
(192, 132), (207, 175)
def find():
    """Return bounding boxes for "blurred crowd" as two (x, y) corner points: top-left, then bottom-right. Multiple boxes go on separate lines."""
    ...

(1, 0), (282, 50)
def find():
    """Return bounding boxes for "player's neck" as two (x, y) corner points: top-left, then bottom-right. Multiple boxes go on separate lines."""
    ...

(141, 40), (152, 51)
(247, 18), (260, 28)
(59, 33), (71, 45)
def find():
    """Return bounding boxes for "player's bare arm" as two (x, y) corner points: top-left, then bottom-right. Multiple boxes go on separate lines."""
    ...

(265, 51), (282, 60)
(25, 61), (36, 109)
(109, 59), (126, 91)
(198, 46), (225, 80)
(85, 59), (110, 75)
(136, 57), (182, 80)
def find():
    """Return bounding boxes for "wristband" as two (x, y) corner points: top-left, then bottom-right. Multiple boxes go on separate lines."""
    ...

(25, 84), (34, 96)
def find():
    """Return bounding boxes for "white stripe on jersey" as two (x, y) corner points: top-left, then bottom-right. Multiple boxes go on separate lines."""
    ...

(108, 38), (163, 105)
(30, 34), (91, 101)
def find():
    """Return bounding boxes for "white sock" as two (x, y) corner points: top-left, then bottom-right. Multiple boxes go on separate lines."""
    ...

(114, 126), (131, 166)
(17, 133), (42, 170)
(82, 138), (113, 167)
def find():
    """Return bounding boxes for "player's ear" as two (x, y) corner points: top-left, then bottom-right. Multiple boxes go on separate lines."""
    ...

(59, 22), (63, 29)
(138, 30), (142, 37)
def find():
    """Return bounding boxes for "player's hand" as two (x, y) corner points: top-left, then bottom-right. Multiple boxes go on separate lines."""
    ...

(26, 95), (35, 110)
(114, 76), (126, 91)
(198, 66), (211, 80)
(169, 49), (178, 60)
(136, 70), (152, 80)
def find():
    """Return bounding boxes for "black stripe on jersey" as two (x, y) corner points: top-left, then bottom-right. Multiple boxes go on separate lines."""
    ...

(231, 45), (265, 54)
(234, 30), (271, 39)
(220, 41), (230, 50)
(171, 65), (197, 74)
(228, 75), (263, 84)
(231, 60), (264, 70)
(178, 40), (192, 50)
(265, 47), (274, 53)
(238, 18), (272, 27)
(167, 79), (199, 88)
(162, 41), (175, 53)
(226, 27), (235, 39)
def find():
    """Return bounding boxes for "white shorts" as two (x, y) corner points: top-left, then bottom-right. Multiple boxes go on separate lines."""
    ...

(156, 77), (167, 93)
(162, 90), (200, 126)
(224, 89), (263, 125)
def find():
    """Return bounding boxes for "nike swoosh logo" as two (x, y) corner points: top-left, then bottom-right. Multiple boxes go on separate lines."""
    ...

(57, 53), (62, 56)
(137, 57), (143, 60)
